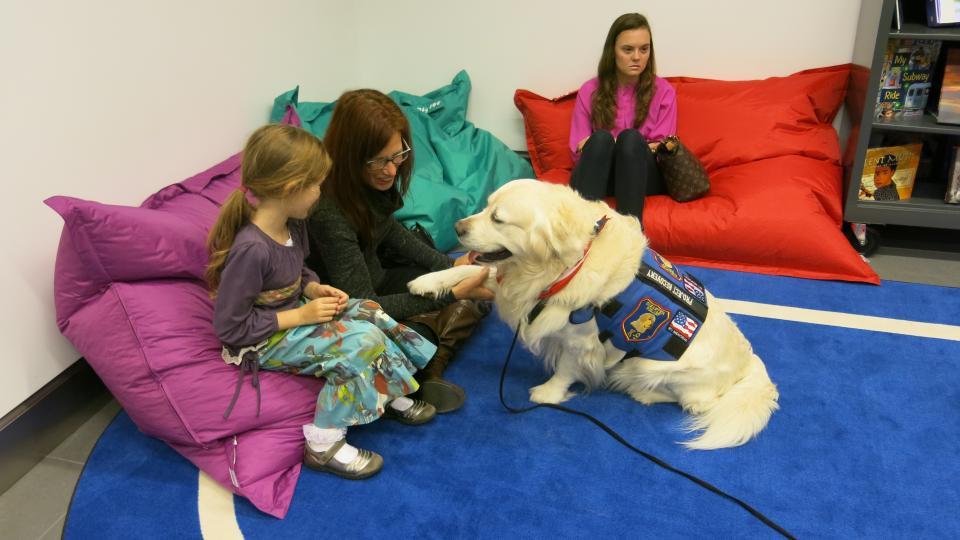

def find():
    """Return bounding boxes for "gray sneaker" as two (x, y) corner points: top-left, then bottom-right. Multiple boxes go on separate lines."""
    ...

(303, 439), (383, 480)
(382, 399), (437, 425)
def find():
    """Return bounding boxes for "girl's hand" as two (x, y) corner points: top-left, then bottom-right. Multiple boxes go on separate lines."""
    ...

(576, 137), (589, 154)
(305, 282), (348, 304)
(277, 295), (343, 328)
(452, 267), (495, 301)
(314, 284), (348, 303)
(299, 296), (344, 324)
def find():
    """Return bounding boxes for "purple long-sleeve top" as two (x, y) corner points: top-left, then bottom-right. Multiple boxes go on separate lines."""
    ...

(213, 220), (320, 349)
(568, 76), (678, 162)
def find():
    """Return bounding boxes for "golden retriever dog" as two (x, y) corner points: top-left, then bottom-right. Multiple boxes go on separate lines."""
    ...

(408, 180), (779, 449)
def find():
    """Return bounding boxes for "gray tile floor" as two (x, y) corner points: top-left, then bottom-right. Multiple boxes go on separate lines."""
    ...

(0, 399), (122, 540)
(1, 237), (958, 540)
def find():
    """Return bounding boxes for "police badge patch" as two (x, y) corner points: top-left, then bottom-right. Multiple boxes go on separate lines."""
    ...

(622, 297), (671, 342)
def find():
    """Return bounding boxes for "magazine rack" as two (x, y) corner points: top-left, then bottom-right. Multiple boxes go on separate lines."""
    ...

(845, 0), (960, 230)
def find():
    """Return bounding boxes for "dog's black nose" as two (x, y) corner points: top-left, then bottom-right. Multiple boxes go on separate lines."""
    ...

(455, 220), (467, 237)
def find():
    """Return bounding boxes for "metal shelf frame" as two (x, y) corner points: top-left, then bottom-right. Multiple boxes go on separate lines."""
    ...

(844, 0), (960, 230)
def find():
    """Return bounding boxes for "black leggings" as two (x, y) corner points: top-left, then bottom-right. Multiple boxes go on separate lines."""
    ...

(569, 129), (664, 222)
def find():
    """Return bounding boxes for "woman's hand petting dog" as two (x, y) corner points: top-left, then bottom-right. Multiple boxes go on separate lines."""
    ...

(408, 265), (496, 301)
(452, 267), (495, 301)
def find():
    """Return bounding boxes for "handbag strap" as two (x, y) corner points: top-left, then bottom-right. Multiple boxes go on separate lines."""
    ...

(656, 135), (681, 156)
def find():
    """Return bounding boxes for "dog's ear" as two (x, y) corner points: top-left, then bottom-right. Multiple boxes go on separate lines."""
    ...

(530, 194), (596, 261)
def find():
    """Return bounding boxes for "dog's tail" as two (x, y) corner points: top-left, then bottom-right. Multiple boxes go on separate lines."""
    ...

(683, 354), (779, 450)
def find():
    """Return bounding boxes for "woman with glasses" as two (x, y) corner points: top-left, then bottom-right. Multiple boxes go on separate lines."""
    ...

(306, 89), (493, 414)
(569, 12), (678, 223)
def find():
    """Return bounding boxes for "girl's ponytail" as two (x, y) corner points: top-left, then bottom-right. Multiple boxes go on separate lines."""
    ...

(205, 189), (253, 295)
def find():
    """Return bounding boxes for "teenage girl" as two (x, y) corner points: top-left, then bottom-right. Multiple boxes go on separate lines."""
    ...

(569, 12), (678, 223)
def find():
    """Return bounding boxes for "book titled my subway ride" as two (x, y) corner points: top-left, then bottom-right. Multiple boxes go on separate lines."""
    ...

(875, 39), (941, 120)
(858, 144), (922, 202)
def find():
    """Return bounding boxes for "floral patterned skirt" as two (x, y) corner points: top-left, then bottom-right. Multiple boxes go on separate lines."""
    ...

(258, 298), (436, 428)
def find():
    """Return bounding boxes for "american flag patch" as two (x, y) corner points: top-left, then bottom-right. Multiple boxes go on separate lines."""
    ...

(668, 311), (699, 341)
(683, 276), (706, 302)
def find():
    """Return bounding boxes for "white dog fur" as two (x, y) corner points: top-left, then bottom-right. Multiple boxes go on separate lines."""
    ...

(408, 180), (779, 449)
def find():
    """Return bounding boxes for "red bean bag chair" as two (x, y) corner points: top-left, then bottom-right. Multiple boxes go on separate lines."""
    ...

(514, 65), (879, 284)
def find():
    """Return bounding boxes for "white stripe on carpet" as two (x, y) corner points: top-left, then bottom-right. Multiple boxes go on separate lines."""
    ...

(198, 471), (244, 539)
(717, 298), (960, 342)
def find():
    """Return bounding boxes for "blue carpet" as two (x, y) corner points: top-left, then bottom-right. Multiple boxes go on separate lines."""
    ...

(66, 270), (960, 539)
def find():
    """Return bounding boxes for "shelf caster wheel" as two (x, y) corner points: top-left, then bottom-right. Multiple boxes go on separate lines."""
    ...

(845, 223), (880, 257)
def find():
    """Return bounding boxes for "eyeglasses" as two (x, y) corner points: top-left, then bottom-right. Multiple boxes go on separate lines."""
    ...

(365, 138), (411, 171)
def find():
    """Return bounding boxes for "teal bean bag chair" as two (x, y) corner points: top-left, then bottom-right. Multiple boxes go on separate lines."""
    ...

(270, 71), (534, 251)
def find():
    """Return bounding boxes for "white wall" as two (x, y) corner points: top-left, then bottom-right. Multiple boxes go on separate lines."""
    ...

(340, 0), (863, 149)
(1, 0), (861, 418)
(0, 0), (358, 417)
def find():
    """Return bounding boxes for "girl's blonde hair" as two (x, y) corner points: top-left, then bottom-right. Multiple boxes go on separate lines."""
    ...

(205, 124), (331, 293)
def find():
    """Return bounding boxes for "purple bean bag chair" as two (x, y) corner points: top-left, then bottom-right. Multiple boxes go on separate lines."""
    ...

(47, 125), (318, 517)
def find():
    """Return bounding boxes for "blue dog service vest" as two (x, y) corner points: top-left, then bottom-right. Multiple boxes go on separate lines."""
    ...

(569, 250), (709, 361)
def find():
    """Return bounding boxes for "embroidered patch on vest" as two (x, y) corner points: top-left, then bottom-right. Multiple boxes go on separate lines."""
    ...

(653, 252), (682, 280)
(622, 297), (671, 342)
(667, 311), (700, 342)
(682, 275), (706, 303)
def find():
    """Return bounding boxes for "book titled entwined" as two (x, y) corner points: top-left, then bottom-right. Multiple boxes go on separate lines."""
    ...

(858, 143), (922, 201)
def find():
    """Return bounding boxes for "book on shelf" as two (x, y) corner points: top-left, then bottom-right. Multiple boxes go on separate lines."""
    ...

(875, 39), (941, 120)
(927, 0), (960, 27)
(858, 143), (922, 201)
(934, 48), (960, 123)
(946, 145), (960, 203)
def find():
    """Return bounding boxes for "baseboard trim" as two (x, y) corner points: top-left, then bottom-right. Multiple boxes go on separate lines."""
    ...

(0, 359), (110, 494)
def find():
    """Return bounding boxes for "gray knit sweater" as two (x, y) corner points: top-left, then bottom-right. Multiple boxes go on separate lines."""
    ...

(306, 189), (455, 320)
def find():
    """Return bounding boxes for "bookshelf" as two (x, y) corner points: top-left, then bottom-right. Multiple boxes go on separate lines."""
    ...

(845, 0), (960, 230)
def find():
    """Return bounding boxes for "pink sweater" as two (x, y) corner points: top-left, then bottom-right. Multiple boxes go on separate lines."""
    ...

(568, 76), (677, 161)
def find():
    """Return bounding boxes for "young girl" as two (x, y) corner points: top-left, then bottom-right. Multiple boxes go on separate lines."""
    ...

(206, 124), (438, 480)
(568, 12), (678, 223)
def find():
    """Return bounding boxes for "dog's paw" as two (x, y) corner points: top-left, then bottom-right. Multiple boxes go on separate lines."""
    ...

(408, 265), (486, 298)
(529, 383), (575, 404)
(407, 274), (445, 299)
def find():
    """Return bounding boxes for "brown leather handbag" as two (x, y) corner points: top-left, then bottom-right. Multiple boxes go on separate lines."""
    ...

(655, 136), (710, 202)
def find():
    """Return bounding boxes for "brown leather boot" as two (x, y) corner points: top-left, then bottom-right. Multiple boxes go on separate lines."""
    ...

(406, 300), (487, 412)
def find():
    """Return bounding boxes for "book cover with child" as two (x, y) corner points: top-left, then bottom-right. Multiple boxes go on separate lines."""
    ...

(858, 143), (922, 201)
(875, 39), (941, 120)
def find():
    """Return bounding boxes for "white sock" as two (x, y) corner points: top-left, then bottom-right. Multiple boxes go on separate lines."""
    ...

(303, 425), (359, 464)
(389, 396), (414, 411)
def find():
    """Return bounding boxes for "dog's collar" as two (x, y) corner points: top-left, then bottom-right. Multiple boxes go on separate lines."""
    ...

(537, 215), (608, 300)
(527, 215), (609, 324)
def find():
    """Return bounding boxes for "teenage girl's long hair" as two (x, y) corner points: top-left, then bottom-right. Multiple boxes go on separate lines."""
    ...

(322, 89), (413, 248)
(205, 123), (331, 294)
(591, 13), (657, 131)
